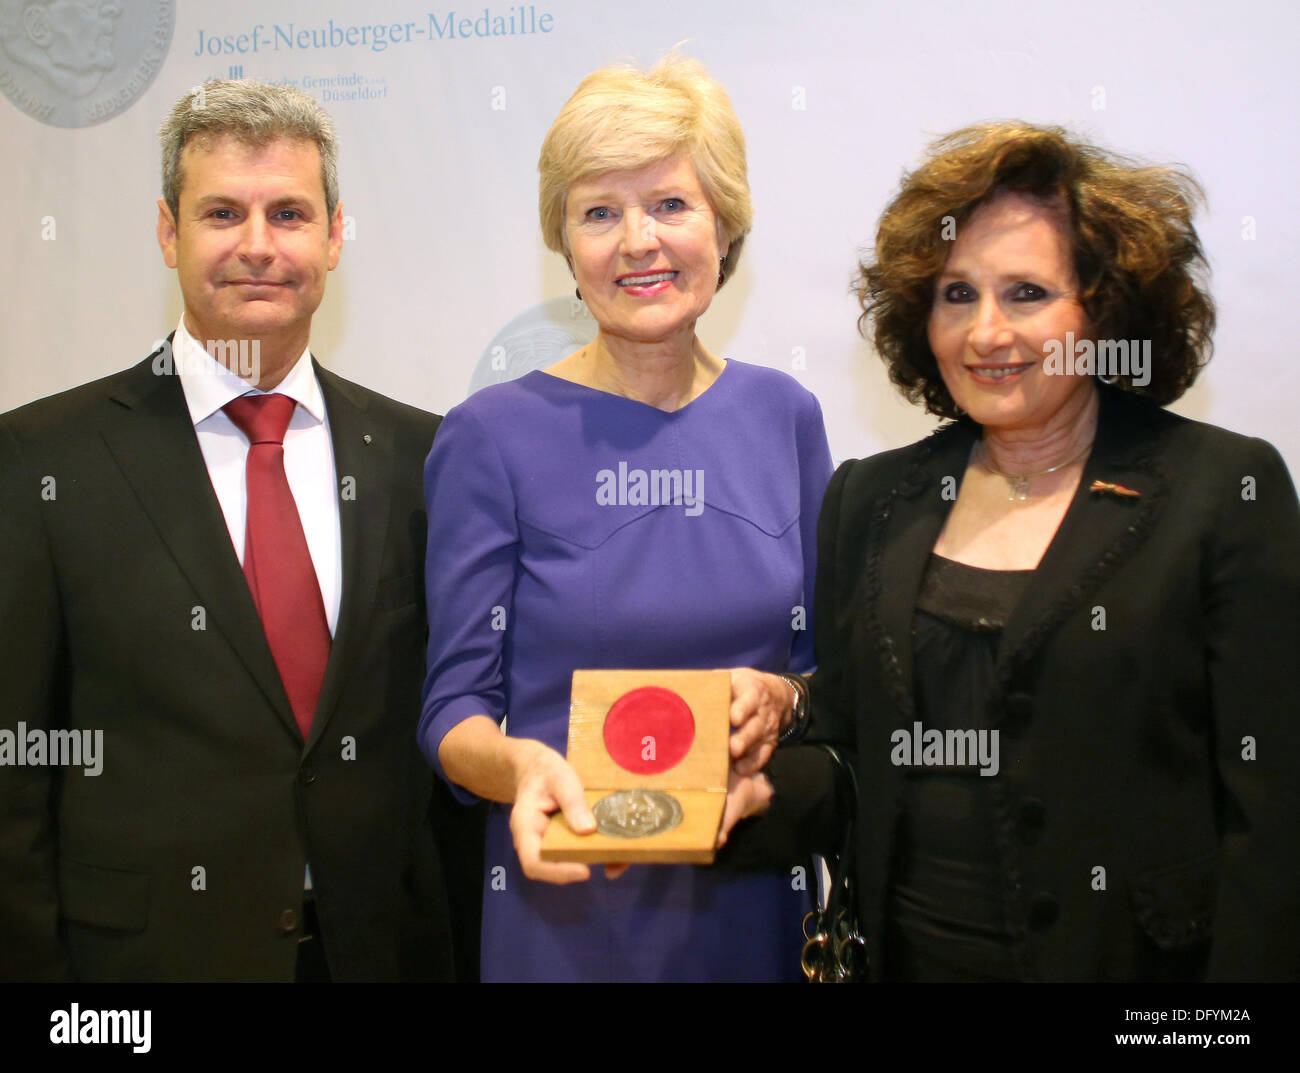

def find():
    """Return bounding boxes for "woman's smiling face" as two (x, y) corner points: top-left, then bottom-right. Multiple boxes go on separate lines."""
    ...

(564, 153), (724, 350)
(927, 191), (1093, 431)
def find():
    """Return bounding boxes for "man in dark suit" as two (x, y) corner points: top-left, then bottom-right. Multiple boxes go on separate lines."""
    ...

(0, 80), (475, 981)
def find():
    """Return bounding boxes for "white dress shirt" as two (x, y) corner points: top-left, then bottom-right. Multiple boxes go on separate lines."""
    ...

(173, 317), (343, 637)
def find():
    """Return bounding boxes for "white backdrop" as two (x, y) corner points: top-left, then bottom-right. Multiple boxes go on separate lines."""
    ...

(2, 0), (1297, 475)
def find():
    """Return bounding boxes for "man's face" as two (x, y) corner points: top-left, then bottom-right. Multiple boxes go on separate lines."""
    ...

(157, 134), (342, 353)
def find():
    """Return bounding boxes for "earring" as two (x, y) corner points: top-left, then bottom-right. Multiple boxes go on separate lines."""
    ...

(575, 286), (582, 301)
(717, 257), (726, 287)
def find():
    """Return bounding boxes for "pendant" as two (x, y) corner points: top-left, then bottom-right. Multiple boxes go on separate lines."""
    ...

(1007, 476), (1031, 502)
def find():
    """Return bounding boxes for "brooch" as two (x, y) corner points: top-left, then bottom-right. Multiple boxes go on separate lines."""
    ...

(1089, 480), (1140, 498)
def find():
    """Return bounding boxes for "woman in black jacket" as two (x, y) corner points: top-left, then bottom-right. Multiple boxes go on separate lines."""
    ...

(721, 122), (1300, 982)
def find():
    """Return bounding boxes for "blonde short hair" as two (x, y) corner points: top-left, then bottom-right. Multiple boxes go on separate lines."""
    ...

(538, 54), (752, 288)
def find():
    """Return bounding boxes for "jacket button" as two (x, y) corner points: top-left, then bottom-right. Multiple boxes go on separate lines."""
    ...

(278, 908), (300, 933)
(1016, 798), (1045, 844)
(1027, 891), (1058, 931)
(298, 766), (317, 786)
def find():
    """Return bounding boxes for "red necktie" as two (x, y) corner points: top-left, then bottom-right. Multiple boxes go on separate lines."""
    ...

(223, 393), (331, 738)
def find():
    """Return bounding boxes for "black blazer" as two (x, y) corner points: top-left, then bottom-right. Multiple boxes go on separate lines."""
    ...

(741, 386), (1300, 981)
(0, 345), (464, 981)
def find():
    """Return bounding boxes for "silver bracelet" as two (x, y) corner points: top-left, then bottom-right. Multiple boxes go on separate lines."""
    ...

(776, 673), (809, 745)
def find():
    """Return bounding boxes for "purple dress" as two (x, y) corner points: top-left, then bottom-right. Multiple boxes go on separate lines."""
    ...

(420, 360), (833, 982)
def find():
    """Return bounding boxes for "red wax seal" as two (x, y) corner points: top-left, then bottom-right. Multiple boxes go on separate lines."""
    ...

(603, 686), (696, 775)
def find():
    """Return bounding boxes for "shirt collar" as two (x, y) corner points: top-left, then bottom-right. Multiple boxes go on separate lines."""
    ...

(173, 314), (326, 426)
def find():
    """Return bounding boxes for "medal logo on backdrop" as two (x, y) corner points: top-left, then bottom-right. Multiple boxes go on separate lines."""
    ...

(468, 297), (597, 398)
(0, 0), (175, 127)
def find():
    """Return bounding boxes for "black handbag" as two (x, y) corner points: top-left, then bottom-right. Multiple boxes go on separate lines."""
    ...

(801, 746), (868, 982)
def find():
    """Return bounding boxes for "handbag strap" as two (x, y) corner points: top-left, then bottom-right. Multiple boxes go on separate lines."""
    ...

(820, 745), (857, 918)
(802, 745), (867, 981)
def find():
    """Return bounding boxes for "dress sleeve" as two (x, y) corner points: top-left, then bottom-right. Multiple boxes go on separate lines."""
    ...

(1203, 437), (1300, 980)
(789, 390), (834, 674)
(719, 457), (856, 869)
(419, 404), (519, 804)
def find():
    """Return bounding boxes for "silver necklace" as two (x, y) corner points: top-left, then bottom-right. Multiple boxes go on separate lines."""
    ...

(977, 438), (1094, 502)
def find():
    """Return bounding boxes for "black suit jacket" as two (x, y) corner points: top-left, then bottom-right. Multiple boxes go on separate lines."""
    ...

(0, 344), (466, 981)
(735, 386), (1300, 981)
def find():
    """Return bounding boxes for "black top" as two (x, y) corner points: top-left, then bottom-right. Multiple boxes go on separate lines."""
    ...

(886, 555), (1032, 981)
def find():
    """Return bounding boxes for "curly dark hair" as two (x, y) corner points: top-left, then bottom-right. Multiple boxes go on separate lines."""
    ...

(857, 122), (1216, 419)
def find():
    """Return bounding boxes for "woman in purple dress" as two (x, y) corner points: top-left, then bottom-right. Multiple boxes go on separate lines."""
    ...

(419, 55), (832, 981)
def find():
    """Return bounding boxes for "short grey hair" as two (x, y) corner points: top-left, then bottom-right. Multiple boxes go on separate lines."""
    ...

(159, 80), (339, 220)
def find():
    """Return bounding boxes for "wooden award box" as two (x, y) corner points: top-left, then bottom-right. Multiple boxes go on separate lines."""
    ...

(539, 669), (730, 864)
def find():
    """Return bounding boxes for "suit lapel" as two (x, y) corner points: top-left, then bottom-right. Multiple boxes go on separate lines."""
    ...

(864, 423), (976, 717)
(100, 351), (298, 737)
(992, 386), (1165, 703)
(306, 363), (392, 751)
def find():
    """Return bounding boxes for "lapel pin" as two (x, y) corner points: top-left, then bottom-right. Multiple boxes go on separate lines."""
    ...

(1089, 479), (1140, 498)
(362, 434), (372, 446)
